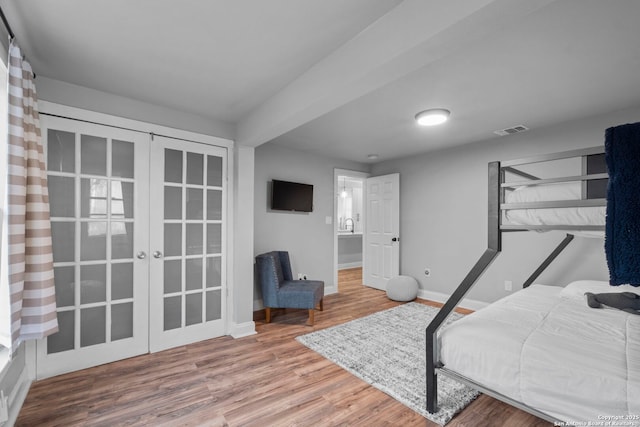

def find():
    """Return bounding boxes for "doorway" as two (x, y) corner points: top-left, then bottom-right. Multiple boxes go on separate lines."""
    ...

(333, 169), (368, 291)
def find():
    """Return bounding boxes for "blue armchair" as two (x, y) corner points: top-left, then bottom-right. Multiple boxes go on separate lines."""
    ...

(256, 251), (324, 325)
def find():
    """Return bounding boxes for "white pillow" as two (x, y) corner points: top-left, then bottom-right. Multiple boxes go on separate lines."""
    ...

(560, 280), (640, 300)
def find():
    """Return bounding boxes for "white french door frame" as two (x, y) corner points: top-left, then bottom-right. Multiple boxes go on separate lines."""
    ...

(28, 101), (236, 378)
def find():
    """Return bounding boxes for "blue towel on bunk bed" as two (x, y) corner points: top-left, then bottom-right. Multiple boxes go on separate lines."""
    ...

(605, 121), (640, 287)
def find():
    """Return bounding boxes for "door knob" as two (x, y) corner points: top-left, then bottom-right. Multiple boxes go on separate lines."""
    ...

(391, 237), (399, 242)
(136, 251), (147, 259)
(153, 251), (163, 259)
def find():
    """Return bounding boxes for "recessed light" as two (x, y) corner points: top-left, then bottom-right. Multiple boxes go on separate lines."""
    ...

(415, 109), (450, 126)
(367, 154), (379, 160)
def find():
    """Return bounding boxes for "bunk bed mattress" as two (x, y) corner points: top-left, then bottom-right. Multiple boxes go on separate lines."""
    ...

(439, 282), (640, 423)
(504, 205), (604, 228)
(503, 182), (605, 229)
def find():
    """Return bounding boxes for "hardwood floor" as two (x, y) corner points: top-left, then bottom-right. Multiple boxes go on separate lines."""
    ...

(16, 268), (549, 426)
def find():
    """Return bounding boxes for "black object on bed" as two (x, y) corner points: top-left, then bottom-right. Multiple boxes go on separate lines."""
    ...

(585, 291), (640, 315)
(605, 121), (640, 287)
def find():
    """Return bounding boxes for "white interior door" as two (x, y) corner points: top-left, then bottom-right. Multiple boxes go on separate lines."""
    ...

(363, 173), (400, 291)
(148, 136), (227, 352)
(37, 116), (150, 379)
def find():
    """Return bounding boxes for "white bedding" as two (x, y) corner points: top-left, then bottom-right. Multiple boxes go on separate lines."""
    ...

(439, 281), (640, 423)
(503, 182), (605, 232)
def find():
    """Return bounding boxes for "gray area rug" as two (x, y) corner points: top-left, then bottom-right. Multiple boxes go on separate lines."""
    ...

(296, 302), (479, 425)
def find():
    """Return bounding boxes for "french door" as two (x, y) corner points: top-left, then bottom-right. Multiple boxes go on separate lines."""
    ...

(38, 116), (227, 378)
(38, 116), (150, 378)
(149, 136), (227, 352)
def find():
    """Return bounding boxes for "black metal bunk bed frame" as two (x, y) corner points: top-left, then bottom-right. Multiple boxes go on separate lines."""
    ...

(425, 146), (607, 422)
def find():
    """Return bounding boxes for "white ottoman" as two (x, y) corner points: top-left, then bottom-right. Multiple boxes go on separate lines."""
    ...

(386, 275), (419, 301)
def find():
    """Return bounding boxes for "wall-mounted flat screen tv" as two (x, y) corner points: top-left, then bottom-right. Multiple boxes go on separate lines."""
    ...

(271, 180), (313, 212)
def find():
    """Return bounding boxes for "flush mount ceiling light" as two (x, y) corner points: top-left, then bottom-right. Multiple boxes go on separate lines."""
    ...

(415, 109), (450, 126)
(367, 154), (379, 160)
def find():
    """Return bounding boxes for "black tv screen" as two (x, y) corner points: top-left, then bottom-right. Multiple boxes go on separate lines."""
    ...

(271, 180), (313, 212)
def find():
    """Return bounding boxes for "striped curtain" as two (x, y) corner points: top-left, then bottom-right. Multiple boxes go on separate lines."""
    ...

(5, 41), (58, 354)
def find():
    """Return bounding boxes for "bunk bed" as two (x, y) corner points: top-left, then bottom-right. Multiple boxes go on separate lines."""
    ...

(425, 146), (640, 424)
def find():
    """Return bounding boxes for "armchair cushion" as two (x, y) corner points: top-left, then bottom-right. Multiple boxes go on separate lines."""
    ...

(278, 280), (324, 309)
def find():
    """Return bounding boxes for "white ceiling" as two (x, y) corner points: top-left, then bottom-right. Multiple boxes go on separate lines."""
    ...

(1, 0), (401, 123)
(3, 0), (640, 164)
(273, 0), (640, 162)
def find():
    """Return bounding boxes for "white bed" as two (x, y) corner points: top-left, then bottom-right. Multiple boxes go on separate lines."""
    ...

(439, 280), (640, 423)
(503, 181), (605, 230)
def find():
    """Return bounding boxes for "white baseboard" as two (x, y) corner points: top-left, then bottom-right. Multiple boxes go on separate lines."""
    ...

(338, 262), (362, 270)
(324, 286), (337, 295)
(229, 321), (256, 338)
(417, 289), (488, 311)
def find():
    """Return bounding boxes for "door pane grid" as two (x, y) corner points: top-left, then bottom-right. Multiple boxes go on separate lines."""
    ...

(79, 133), (111, 347)
(44, 120), (228, 373)
(72, 132), (81, 351)
(162, 148), (224, 331)
(76, 134), (111, 348)
(71, 301), (114, 310)
(199, 155), (209, 323)
(48, 130), (137, 353)
(39, 117), (149, 378)
(180, 151), (187, 328)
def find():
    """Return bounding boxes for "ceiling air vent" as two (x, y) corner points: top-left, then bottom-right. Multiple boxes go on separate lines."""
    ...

(494, 125), (529, 136)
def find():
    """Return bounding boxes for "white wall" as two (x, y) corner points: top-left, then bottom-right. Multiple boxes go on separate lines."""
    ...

(231, 146), (256, 335)
(0, 345), (30, 426)
(371, 106), (640, 304)
(254, 143), (369, 308)
(36, 77), (235, 141)
(338, 235), (363, 268)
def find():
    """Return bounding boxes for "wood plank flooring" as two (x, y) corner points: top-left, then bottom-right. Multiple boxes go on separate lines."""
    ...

(16, 268), (550, 426)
